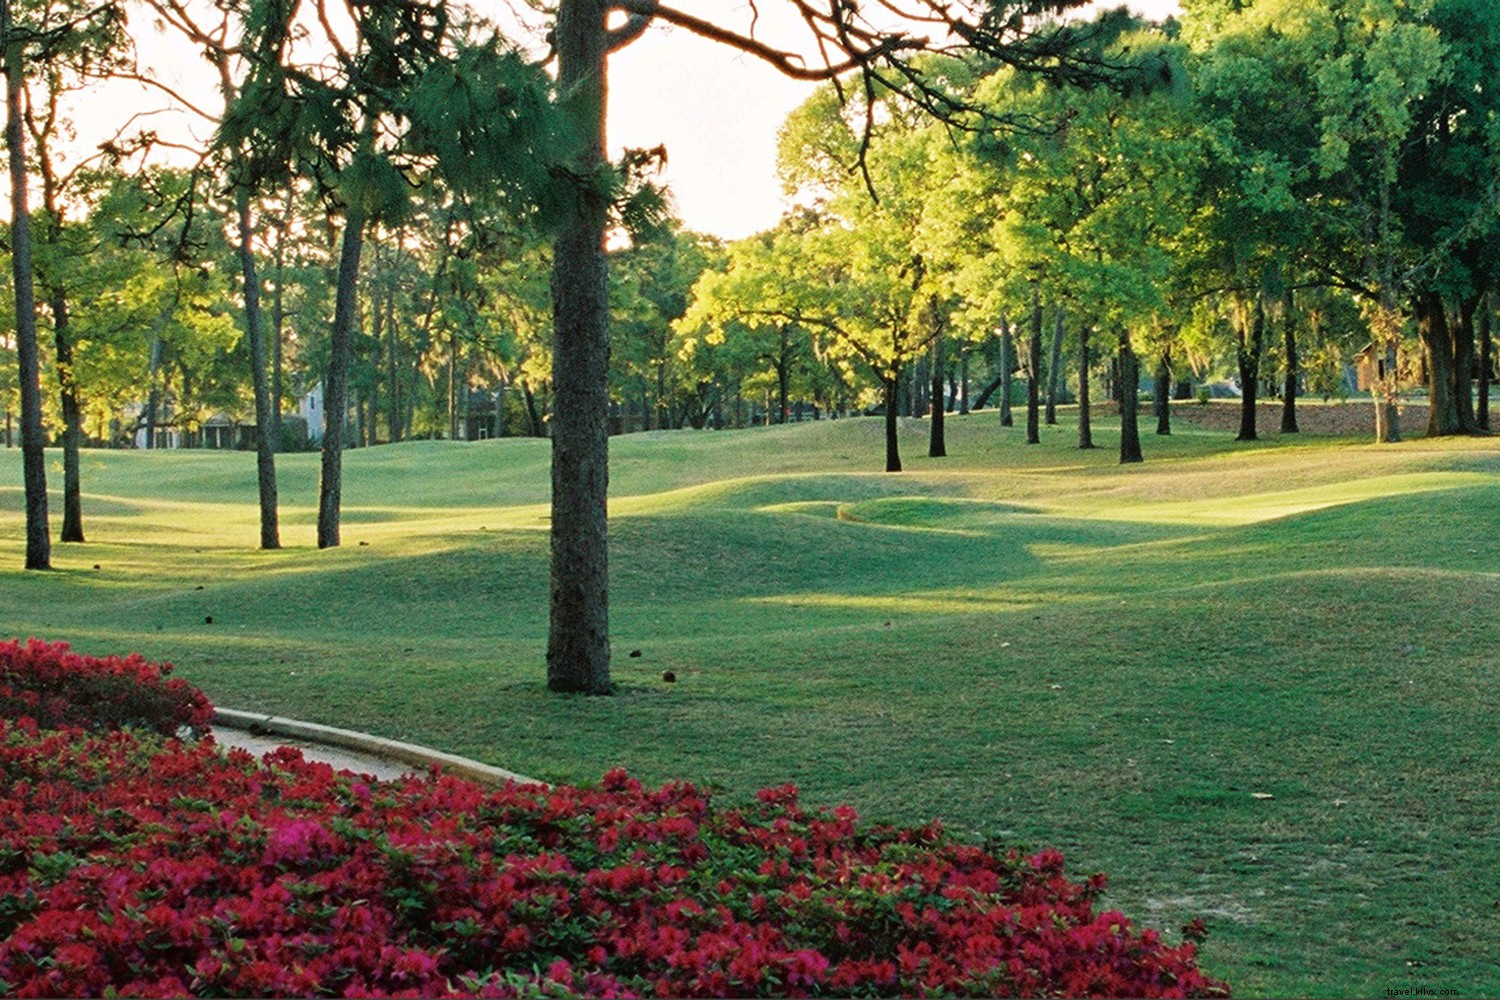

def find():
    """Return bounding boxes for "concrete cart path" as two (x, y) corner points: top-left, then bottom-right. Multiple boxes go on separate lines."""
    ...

(213, 725), (416, 782)
(210, 708), (542, 787)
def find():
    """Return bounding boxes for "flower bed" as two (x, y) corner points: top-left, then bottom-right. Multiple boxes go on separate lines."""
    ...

(0, 639), (211, 736)
(0, 643), (1228, 998)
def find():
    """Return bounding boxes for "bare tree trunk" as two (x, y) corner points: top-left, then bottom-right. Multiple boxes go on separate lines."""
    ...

(547, 0), (612, 694)
(46, 289), (84, 542)
(959, 348), (969, 415)
(447, 331), (458, 439)
(1045, 305), (1064, 425)
(386, 293), (402, 442)
(1480, 295), (1492, 432)
(1078, 324), (1094, 449)
(1236, 297), (1264, 442)
(1280, 289), (1299, 434)
(34, 115), (82, 541)
(4, 14), (49, 569)
(272, 215), (287, 447)
(999, 317), (1013, 427)
(1026, 290), (1042, 444)
(1118, 329), (1142, 464)
(142, 333), (162, 446)
(1454, 295), (1479, 434)
(883, 373), (902, 472)
(317, 206), (365, 549)
(1419, 291), (1461, 437)
(1154, 346), (1171, 436)
(237, 192), (280, 549)
(929, 327), (946, 458)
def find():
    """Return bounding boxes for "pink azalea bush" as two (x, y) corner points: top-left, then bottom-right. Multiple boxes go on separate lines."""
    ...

(0, 642), (1229, 998)
(0, 639), (212, 736)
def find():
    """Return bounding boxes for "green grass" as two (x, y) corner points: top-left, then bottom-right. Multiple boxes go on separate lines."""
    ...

(4, 406), (1500, 998)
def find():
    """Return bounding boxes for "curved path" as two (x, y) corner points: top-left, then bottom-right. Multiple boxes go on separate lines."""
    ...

(211, 708), (541, 787)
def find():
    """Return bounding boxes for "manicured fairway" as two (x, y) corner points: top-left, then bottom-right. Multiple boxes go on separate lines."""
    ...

(3, 404), (1498, 998)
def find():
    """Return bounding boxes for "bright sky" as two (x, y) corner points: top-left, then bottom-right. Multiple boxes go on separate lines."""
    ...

(55, 0), (1181, 241)
(608, 0), (1184, 240)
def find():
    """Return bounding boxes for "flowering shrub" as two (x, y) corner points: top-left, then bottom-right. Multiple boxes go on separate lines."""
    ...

(0, 717), (1229, 998)
(0, 639), (212, 736)
(0, 641), (214, 734)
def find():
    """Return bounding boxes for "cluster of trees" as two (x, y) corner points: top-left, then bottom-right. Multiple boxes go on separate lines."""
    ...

(5, 0), (1497, 692)
(670, 0), (1500, 472)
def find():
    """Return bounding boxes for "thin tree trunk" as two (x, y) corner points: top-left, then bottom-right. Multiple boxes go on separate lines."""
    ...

(959, 349), (969, 415)
(447, 331), (458, 439)
(999, 317), (1014, 427)
(34, 112), (82, 542)
(547, 0), (612, 694)
(272, 217), (287, 447)
(237, 192), (280, 549)
(1480, 295), (1492, 432)
(46, 289), (84, 541)
(883, 373), (902, 472)
(317, 205), (365, 549)
(386, 292), (403, 443)
(929, 328), (946, 458)
(144, 332), (163, 449)
(5, 13), (49, 569)
(522, 383), (544, 437)
(1236, 297), (1264, 442)
(368, 295), (383, 445)
(1078, 324), (1094, 449)
(1419, 291), (1461, 437)
(1045, 305), (1064, 425)
(1118, 329), (1142, 464)
(1280, 289), (1299, 434)
(1454, 295), (1479, 434)
(776, 340), (790, 424)
(1026, 290), (1042, 444)
(1154, 346), (1171, 436)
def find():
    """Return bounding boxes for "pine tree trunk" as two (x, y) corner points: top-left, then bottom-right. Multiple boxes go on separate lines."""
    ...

(237, 192), (280, 549)
(1118, 329), (1142, 464)
(5, 16), (49, 569)
(1154, 346), (1171, 436)
(1280, 289), (1299, 434)
(1045, 306), (1064, 425)
(317, 206), (365, 549)
(883, 373), (902, 472)
(1078, 324), (1094, 449)
(1236, 298), (1264, 442)
(929, 328), (946, 458)
(1026, 292), (1042, 444)
(547, 0), (612, 694)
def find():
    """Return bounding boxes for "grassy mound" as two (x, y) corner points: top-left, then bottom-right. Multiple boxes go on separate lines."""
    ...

(3, 407), (1499, 996)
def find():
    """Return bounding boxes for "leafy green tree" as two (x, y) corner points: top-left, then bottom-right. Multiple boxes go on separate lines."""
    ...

(221, 0), (552, 549)
(956, 31), (1201, 463)
(1, 0), (47, 568)
(610, 221), (720, 431)
(12, 0), (127, 544)
(676, 228), (820, 431)
(542, 0), (1164, 692)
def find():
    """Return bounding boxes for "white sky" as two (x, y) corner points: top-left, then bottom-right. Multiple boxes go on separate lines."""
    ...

(608, 0), (1184, 239)
(56, 0), (1181, 241)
